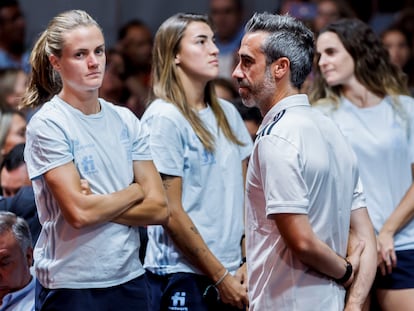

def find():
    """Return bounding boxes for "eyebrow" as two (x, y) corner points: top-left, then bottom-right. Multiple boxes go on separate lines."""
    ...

(193, 34), (208, 40)
(239, 53), (254, 61)
(74, 44), (104, 52)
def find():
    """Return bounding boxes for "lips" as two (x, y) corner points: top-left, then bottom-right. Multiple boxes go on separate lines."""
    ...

(238, 82), (250, 89)
(87, 72), (101, 76)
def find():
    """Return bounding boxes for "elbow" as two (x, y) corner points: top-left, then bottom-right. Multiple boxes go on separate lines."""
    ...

(287, 237), (315, 262)
(158, 200), (169, 225)
(151, 198), (169, 225)
(62, 205), (95, 229)
(70, 220), (88, 230)
(65, 214), (90, 230)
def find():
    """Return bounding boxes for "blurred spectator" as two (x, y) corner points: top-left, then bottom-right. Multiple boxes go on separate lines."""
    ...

(278, 0), (317, 29)
(0, 109), (26, 164)
(313, 0), (356, 33)
(394, 8), (414, 53)
(0, 68), (27, 111)
(99, 48), (129, 105)
(368, 0), (405, 35)
(117, 19), (153, 118)
(381, 24), (414, 94)
(0, 211), (35, 311)
(209, 0), (245, 79)
(1, 143), (30, 198)
(213, 77), (239, 102)
(0, 0), (30, 73)
(0, 143), (39, 245)
(233, 99), (262, 142)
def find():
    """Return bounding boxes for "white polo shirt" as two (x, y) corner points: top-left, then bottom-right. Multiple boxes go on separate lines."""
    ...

(246, 94), (366, 311)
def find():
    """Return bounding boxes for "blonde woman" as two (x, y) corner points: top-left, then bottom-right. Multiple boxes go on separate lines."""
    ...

(21, 10), (168, 310)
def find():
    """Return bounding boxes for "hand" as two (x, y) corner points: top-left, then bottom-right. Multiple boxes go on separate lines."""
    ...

(234, 262), (248, 286)
(343, 240), (365, 288)
(80, 179), (92, 195)
(129, 182), (145, 203)
(216, 273), (249, 309)
(377, 231), (397, 276)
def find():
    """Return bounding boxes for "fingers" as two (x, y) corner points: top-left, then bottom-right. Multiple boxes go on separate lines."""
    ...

(378, 249), (397, 275)
(218, 275), (249, 309)
(347, 240), (365, 272)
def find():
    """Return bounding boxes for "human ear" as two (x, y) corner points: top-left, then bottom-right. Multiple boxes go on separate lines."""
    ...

(49, 54), (61, 71)
(174, 54), (181, 65)
(272, 57), (290, 78)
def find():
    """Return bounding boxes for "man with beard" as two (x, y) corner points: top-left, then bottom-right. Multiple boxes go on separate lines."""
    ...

(0, 0), (29, 73)
(232, 12), (377, 311)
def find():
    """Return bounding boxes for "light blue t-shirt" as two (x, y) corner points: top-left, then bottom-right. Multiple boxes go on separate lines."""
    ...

(316, 95), (414, 251)
(24, 96), (151, 289)
(142, 98), (253, 275)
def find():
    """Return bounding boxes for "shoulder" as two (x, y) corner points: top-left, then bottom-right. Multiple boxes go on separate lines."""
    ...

(100, 98), (136, 120)
(26, 98), (62, 130)
(257, 110), (287, 138)
(397, 95), (414, 107)
(312, 100), (337, 116)
(217, 98), (240, 114)
(142, 99), (182, 121)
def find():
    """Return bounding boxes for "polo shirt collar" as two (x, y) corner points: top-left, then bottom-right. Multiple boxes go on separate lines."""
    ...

(259, 94), (310, 132)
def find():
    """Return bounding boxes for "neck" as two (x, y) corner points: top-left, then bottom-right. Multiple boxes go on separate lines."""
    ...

(59, 90), (101, 115)
(178, 71), (208, 111)
(261, 86), (299, 116)
(342, 84), (382, 108)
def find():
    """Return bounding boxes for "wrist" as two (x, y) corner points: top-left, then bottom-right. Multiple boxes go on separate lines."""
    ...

(334, 258), (353, 285)
(379, 226), (395, 237)
(214, 269), (229, 287)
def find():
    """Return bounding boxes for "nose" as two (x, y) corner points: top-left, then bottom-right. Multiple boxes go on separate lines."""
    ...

(210, 41), (219, 56)
(318, 53), (326, 67)
(88, 54), (99, 68)
(232, 61), (243, 80)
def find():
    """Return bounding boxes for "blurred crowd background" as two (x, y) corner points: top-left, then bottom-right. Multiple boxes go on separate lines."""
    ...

(19, 0), (414, 49)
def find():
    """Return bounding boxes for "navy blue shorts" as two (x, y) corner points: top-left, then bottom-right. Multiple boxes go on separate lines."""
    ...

(146, 270), (245, 311)
(35, 274), (151, 311)
(374, 249), (414, 289)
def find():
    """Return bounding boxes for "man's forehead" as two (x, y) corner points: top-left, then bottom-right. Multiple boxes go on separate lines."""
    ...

(239, 32), (268, 55)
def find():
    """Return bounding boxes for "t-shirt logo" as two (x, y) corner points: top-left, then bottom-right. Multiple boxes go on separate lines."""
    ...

(169, 292), (188, 310)
(81, 155), (97, 175)
(200, 149), (215, 166)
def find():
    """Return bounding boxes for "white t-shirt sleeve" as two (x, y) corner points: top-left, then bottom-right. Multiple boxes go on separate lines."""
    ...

(119, 108), (152, 161)
(25, 118), (73, 179)
(258, 135), (309, 216)
(145, 114), (185, 177)
(352, 176), (366, 211)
